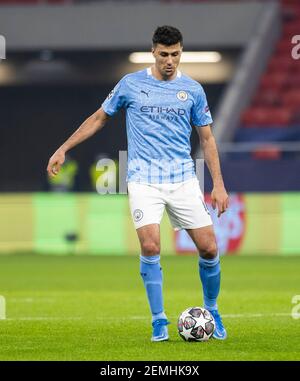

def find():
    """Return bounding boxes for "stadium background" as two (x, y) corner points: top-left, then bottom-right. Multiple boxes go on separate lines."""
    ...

(0, 0), (299, 362)
(0, 0), (299, 256)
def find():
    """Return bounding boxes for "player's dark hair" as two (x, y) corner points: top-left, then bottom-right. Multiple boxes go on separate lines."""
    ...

(152, 26), (183, 47)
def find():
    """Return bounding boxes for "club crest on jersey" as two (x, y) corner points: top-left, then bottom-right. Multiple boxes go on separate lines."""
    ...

(177, 91), (188, 101)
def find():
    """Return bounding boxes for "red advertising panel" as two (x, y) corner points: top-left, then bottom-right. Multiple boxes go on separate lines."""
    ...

(175, 194), (246, 255)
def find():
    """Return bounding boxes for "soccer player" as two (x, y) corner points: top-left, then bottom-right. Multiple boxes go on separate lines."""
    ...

(47, 26), (229, 342)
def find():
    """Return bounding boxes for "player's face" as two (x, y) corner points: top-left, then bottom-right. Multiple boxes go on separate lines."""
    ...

(152, 43), (182, 79)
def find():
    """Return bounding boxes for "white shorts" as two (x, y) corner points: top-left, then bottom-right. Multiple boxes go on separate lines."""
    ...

(128, 178), (213, 230)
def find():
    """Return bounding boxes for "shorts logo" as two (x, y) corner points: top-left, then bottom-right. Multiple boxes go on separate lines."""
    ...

(133, 209), (144, 222)
(177, 91), (188, 101)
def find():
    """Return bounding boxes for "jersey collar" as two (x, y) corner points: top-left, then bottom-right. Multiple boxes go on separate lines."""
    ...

(147, 67), (182, 79)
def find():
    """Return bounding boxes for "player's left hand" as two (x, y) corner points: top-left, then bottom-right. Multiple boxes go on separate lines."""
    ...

(211, 186), (229, 218)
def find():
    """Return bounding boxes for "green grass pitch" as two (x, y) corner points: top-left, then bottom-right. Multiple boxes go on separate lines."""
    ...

(0, 254), (299, 361)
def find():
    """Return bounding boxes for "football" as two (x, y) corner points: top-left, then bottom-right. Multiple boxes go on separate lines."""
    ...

(177, 307), (215, 341)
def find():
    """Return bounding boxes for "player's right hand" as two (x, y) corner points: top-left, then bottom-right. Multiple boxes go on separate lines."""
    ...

(47, 149), (65, 177)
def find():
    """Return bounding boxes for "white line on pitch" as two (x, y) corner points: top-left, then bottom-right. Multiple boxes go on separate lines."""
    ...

(9, 298), (55, 303)
(5, 317), (83, 321)
(223, 313), (291, 318)
(2, 312), (293, 321)
(127, 313), (292, 320)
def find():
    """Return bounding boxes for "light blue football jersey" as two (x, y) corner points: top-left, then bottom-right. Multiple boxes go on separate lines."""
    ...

(102, 67), (213, 184)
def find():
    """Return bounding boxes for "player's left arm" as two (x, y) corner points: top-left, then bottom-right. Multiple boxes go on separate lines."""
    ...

(196, 124), (229, 217)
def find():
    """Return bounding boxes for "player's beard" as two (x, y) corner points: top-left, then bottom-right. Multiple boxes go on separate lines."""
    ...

(163, 66), (175, 78)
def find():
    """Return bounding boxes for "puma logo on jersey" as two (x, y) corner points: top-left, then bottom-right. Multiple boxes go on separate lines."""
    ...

(141, 90), (150, 97)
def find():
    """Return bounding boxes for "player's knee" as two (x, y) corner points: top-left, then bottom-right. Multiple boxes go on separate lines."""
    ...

(141, 241), (160, 256)
(199, 242), (218, 260)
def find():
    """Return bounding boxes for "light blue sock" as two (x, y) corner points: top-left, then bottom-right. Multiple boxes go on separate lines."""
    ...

(199, 253), (221, 311)
(140, 255), (167, 322)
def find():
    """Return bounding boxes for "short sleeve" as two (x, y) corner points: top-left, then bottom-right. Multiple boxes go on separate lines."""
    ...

(191, 86), (213, 127)
(102, 77), (128, 116)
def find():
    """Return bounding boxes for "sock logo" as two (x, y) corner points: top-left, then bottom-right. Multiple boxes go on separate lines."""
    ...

(133, 209), (143, 222)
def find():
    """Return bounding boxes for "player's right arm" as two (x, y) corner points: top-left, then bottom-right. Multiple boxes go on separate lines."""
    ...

(47, 107), (109, 177)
